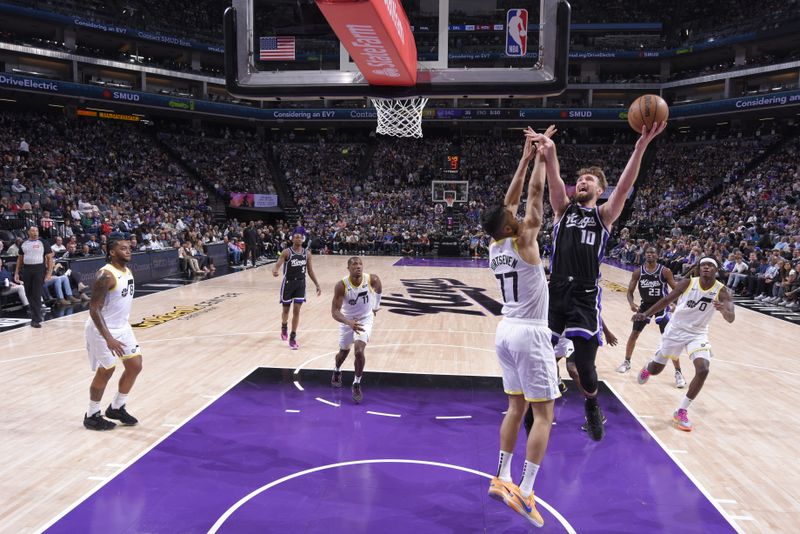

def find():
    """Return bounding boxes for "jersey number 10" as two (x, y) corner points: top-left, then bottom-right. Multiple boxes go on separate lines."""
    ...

(495, 272), (519, 303)
(580, 229), (596, 246)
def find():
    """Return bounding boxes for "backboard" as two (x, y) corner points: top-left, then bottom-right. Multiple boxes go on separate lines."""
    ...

(224, 0), (571, 100)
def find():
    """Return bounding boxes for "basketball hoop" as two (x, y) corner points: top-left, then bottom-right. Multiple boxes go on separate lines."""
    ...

(370, 96), (428, 138)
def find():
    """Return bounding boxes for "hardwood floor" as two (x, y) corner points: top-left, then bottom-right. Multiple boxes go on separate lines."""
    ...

(1, 255), (796, 533)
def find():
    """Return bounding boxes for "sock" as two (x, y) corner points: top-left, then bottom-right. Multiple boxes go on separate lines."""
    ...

(497, 450), (513, 482)
(335, 365), (341, 372)
(290, 331), (296, 339)
(111, 392), (128, 410)
(519, 460), (540, 497)
(679, 396), (693, 411)
(88, 400), (101, 416)
(353, 375), (362, 384)
(281, 323), (287, 331)
(585, 396), (598, 409)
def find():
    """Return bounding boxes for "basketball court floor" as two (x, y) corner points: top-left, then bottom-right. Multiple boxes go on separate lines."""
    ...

(1, 255), (797, 533)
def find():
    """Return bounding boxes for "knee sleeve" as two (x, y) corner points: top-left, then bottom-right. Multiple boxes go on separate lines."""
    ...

(569, 336), (599, 396)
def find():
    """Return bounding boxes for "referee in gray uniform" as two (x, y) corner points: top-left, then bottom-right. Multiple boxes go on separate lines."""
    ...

(14, 226), (54, 328)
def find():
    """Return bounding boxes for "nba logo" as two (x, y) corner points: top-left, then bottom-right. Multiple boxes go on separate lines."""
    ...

(506, 9), (528, 57)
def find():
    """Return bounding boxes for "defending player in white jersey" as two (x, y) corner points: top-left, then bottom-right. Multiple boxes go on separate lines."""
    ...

(330, 257), (382, 404)
(83, 237), (142, 431)
(482, 126), (556, 528)
(633, 257), (735, 431)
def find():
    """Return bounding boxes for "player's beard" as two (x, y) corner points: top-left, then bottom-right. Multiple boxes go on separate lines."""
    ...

(575, 189), (593, 203)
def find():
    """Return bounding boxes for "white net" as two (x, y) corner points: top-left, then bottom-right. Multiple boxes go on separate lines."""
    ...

(370, 96), (428, 138)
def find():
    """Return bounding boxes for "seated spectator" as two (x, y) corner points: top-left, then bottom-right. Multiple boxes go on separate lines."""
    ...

(6, 237), (23, 257)
(85, 234), (101, 254)
(754, 256), (781, 301)
(227, 238), (242, 265)
(0, 258), (29, 310)
(44, 270), (81, 307)
(51, 236), (66, 257)
(726, 251), (749, 293)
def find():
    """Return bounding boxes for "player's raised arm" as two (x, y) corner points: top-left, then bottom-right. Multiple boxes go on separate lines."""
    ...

(600, 122), (667, 227)
(503, 134), (537, 217)
(536, 125), (569, 220)
(633, 277), (690, 322)
(517, 131), (553, 249)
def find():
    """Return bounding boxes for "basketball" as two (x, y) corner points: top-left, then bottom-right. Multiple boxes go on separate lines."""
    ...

(627, 94), (669, 133)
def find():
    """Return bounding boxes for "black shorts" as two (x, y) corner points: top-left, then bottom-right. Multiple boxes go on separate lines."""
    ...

(632, 302), (670, 333)
(280, 278), (306, 304)
(548, 277), (603, 345)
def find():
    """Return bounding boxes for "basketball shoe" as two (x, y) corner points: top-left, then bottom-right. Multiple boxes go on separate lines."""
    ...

(503, 483), (544, 528)
(84, 411), (116, 431)
(583, 401), (605, 441)
(487, 477), (516, 504)
(331, 370), (342, 387)
(637, 367), (651, 384)
(351, 383), (363, 403)
(673, 409), (693, 432)
(289, 337), (299, 350)
(105, 404), (138, 426)
(280, 325), (288, 342)
(616, 360), (631, 373)
(674, 370), (687, 389)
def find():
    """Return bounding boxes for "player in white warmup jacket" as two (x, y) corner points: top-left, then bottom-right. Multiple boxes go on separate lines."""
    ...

(330, 257), (382, 404)
(634, 257), (735, 432)
(482, 126), (557, 529)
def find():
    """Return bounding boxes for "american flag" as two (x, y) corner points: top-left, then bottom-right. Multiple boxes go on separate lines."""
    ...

(259, 36), (295, 61)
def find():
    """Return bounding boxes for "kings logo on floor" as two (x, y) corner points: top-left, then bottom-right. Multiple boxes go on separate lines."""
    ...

(382, 278), (502, 317)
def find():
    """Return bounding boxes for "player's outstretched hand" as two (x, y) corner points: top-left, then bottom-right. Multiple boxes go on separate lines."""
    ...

(272, 270), (279, 277)
(350, 320), (364, 333)
(635, 121), (667, 150)
(521, 135), (535, 162)
(632, 312), (648, 322)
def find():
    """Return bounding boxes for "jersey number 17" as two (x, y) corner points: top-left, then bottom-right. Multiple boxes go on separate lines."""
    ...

(495, 272), (519, 303)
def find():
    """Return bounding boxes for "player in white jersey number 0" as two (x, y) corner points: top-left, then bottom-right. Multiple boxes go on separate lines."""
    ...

(633, 257), (735, 432)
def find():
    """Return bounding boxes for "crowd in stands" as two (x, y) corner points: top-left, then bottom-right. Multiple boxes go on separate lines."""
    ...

(612, 132), (800, 309)
(159, 132), (277, 196)
(0, 111), (237, 303)
(1, 105), (797, 314)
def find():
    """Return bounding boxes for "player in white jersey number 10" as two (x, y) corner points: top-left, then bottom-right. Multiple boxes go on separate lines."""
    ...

(632, 257), (735, 432)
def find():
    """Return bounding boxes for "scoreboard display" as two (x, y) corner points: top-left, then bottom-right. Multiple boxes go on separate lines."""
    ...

(444, 155), (460, 174)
